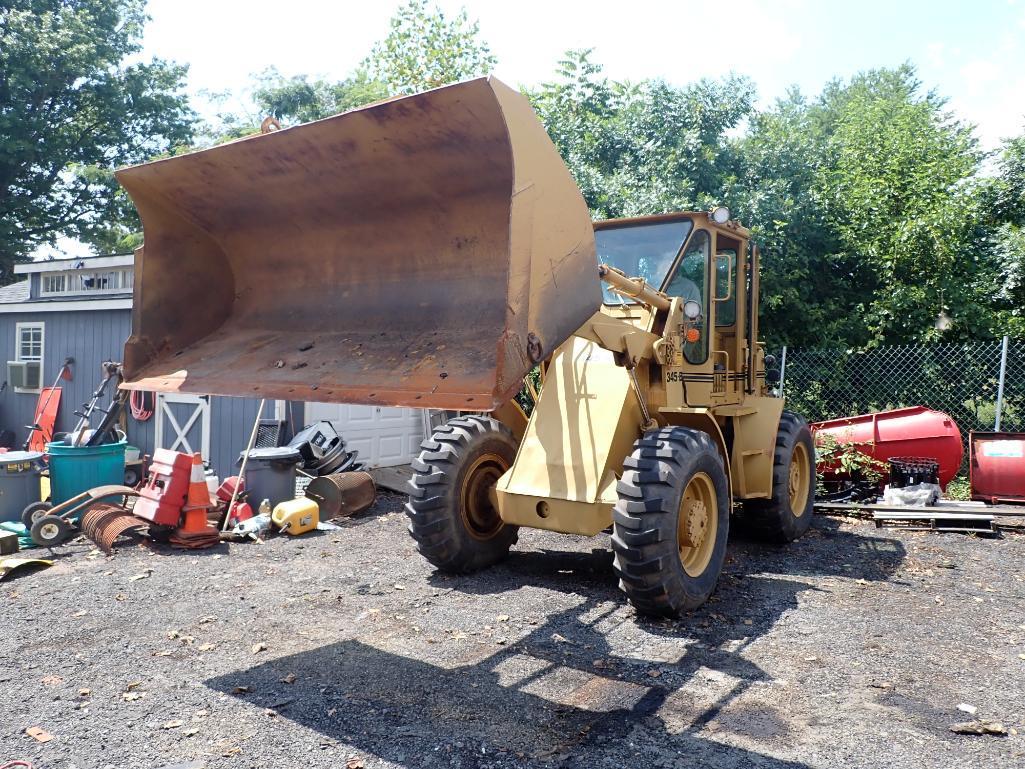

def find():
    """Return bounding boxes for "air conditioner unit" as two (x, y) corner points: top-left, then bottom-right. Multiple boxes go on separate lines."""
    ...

(7, 360), (40, 390)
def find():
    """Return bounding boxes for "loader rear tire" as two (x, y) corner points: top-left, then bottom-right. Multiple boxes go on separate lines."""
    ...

(405, 416), (519, 573)
(612, 427), (729, 618)
(740, 410), (815, 543)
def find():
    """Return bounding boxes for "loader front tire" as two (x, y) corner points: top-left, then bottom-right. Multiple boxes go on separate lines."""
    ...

(740, 410), (815, 543)
(405, 416), (519, 573)
(612, 427), (730, 617)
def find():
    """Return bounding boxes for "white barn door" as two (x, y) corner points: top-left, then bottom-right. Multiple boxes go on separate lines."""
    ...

(155, 394), (211, 458)
(304, 403), (423, 468)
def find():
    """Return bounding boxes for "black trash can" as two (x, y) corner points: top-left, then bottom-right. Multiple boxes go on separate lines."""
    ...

(0, 450), (45, 524)
(240, 446), (303, 508)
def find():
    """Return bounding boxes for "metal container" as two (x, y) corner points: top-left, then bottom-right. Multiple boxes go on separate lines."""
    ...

(970, 431), (1025, 504)
(304, 472), (376, 518)
(0, 451), (45, 523)
(811, 407), (963, 489)
(241, 446), (303, 508)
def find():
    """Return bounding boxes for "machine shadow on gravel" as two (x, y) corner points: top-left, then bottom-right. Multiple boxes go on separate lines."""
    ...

(207, 598), (814, 768)
(430, 515), (906, 602)
(207, 515), (902, 766)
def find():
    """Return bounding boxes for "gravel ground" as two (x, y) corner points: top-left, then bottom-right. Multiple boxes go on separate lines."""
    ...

(3, 493), (1024, 769)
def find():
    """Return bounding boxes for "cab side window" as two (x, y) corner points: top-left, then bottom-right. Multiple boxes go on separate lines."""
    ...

(666, 230), (709, 364)
(715, 249), (737, 327)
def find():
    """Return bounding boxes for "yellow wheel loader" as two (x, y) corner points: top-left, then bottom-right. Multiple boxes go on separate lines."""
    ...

(116, 77), (815, 617)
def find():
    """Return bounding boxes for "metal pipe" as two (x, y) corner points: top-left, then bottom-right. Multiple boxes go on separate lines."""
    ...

(598, 265), (671, 311)
(223, 398), (266, 531)
(778, 345), (788, 399)
(995, 335), (1009, 431)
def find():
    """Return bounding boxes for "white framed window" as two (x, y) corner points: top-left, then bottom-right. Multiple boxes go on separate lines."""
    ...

(11, 322), (44, 393)
(38, 268), (133, 297)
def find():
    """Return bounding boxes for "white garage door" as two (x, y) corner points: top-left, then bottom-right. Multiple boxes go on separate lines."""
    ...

(304, 403), (424, 468)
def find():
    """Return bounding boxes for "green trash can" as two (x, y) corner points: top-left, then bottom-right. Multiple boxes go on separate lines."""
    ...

(46, 439), (127, 506)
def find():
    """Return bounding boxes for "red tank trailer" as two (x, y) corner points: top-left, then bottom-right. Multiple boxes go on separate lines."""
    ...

(970, 432), (1025, 504)
(810, 406), (963, 490)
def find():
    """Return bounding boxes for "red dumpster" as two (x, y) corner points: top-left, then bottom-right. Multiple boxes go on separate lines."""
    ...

(811, 406), (963, 489)
(970, 432), (1025, 504)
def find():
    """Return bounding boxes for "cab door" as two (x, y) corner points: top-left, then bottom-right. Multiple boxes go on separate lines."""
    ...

(711, 232), (746, 405)
(662, 228), (716, 405)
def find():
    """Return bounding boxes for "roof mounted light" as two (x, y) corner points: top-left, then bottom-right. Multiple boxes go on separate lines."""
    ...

(710, 206), (731, 225)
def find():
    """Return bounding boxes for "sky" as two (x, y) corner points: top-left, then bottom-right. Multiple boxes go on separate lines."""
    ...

(139, 0), (1025, 150)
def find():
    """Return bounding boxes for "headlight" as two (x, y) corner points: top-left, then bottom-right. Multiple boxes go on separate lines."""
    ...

(711, 206), (731, 224)
(683, 300), (701, 319)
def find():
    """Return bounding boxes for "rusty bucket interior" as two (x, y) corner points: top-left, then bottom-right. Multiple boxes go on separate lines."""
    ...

(116, 77), (600, 411)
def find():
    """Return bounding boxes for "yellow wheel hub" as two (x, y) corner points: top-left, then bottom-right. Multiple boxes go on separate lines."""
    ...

(789, 442), (811, 516)
(460, 452), (509, 540)
(678, 472), (717, 578)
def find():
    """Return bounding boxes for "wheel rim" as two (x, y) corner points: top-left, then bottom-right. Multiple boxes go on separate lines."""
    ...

(789, 442), (811, 516)
(678, 472), (718, 578)
(38, 522), (61, 541)
(459, 452), (509, 540)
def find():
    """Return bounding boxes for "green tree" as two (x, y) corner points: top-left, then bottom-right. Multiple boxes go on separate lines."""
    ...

(985, 133), (1025, 335)
(364, 0), (496, 94)
(529, 50), (754, 218)
(0, 0), (193, 272)
(249, 68), (389, 125)
(729, 64), (996, 348)
(207, 1), (493, 138)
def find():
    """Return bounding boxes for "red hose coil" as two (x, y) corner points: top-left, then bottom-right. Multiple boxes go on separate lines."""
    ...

(130, 390), (154, 421)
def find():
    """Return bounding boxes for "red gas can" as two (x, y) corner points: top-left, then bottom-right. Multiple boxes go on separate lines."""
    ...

(811, 406), (963, 489)
(133, 448), (193, 525)
(970, 432), (1025, 504)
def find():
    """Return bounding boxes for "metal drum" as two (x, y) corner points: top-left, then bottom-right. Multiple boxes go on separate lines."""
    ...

(304, 472), (376, 518)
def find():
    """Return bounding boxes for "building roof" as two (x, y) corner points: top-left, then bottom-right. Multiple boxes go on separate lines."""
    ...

(14, 253), (134, 275)
(0, 280), (30, 304)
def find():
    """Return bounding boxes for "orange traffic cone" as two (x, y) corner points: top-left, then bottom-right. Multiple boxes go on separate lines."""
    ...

(170, 453), (220, 549)
(180, 452), (212, 533)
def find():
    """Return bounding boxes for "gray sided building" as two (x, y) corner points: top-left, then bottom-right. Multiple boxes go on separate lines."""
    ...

(0, 255), (426, 479)
(0, 254), (304, 478)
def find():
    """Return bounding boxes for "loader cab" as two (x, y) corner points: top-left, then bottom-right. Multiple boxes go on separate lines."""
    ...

(594, 211), (761, 407)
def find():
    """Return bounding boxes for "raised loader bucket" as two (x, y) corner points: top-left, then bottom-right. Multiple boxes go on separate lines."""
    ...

(116, 77), (600, 410)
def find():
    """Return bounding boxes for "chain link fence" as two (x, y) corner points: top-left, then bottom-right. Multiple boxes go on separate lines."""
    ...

(777, 337), (1024, 466)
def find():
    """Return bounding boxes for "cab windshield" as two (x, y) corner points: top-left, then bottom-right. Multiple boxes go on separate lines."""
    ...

(594, 219), (694, 304)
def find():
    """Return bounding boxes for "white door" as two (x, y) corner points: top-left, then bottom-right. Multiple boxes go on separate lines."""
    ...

(304, 403), (423, 468)
(155, 394), (211, 458)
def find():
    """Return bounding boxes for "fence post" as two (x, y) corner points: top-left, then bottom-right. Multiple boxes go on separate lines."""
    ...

(778, 345), (788, 399)
(995, 335), (1009, 431)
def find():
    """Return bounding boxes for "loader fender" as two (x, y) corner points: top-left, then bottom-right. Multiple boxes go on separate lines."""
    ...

(660, 411), (732, 505)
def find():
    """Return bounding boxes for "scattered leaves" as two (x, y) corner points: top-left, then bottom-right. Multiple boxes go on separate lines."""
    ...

(252, 642), (268, 654)
(280, 673), (297, 684)
(129, 569), (153, 581)
(41, 675), (63, 686)
(197, 643), (216, 652)
(162, 720), (184, 729)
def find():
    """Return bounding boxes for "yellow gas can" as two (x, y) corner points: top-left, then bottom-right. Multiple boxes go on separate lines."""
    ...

(271, 497), (319, 535)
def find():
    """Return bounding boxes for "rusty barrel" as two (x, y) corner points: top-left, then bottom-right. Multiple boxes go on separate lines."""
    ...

(305, 472), (377, 518)
(115, 77), (601, 411)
